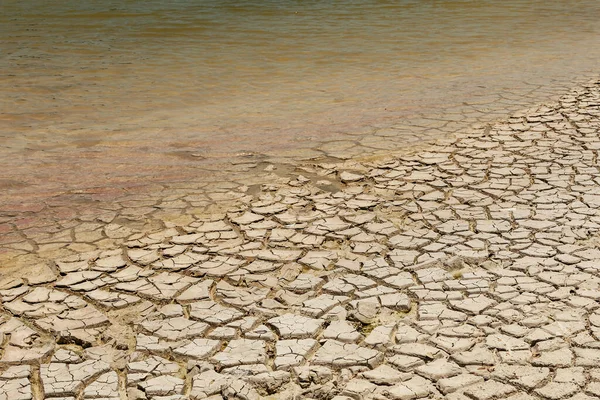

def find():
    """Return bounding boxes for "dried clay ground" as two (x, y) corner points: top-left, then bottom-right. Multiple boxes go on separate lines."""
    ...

(2, 79), (600, 400)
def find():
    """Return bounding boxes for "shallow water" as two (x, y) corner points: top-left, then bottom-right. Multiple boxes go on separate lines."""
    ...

(1, 0), (600, 204)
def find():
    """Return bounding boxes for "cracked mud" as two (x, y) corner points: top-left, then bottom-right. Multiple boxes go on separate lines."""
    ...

(2, 79), (600, 399)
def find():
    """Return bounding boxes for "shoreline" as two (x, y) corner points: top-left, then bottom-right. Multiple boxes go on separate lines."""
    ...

(0, 77), (599, 398)
(1, 74), (597, 273)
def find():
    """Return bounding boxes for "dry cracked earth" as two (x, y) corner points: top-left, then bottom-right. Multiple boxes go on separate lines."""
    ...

(2, 79), (600, 400)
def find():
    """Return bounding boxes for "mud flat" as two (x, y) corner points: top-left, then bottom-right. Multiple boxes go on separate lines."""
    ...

(2, 77), (600, 399)
(0, 75), (594, 272)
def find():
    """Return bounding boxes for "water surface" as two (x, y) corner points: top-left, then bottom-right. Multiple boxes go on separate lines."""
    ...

(1, 0), (600, 205)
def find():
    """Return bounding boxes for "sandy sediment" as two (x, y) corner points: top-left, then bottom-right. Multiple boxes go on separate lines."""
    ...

(1, 77), (600, 398)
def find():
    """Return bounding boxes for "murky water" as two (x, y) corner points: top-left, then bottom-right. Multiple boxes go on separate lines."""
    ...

(1, 0), (600, 205)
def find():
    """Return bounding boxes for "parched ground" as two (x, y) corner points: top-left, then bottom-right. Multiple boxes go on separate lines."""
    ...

(1, 78), (600, 400)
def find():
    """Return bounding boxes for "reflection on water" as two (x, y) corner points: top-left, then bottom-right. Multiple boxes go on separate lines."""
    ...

(1, 0), (600, 202)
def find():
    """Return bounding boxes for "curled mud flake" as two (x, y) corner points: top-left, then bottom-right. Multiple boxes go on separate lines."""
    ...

(301, 294), (349, 318)
(386, 375), (435, 400)
(0, 375), (32, 400)
(0, 284), (30, 302)
(39, 360), (110, 398)
(152, 251), (209, 271)
(267, 314), (324, 339)
(172, 338), (222, 360)
(139, 317), (210, 341)
(313, 340), (383, 369)
(239, 248), (303, 262)
(85, 289), (142, 309)
(274, 339), (318, 370)
(139, 374), (185, 397)
(82, 371), (119, 399)
(285, 273), (325, 294)
(215, 280), (269, 308)
(211, 339), (266, 369)
(189, 300), (244, 325)
(463, 380), (517, 400)
(36, 305), (110, 333)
